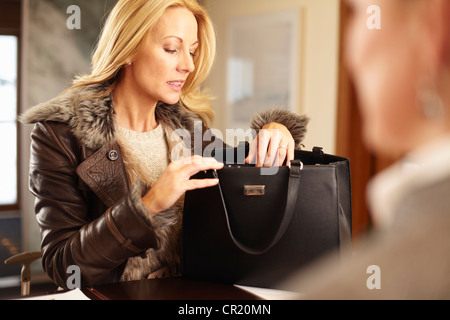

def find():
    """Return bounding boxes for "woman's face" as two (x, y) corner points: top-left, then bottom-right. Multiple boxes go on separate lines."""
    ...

(345, 0), (431, 157)
(128, 6), (199, 106)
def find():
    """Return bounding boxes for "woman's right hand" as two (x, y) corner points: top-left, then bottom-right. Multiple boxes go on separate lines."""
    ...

(142, 155), (224, 216)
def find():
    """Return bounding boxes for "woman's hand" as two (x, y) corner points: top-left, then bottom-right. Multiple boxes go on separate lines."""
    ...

(142, 156), (224, 216)
(245, 122), (295, 167)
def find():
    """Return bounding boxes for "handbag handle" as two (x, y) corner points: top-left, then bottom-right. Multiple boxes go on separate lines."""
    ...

(213, 160), (303, 255)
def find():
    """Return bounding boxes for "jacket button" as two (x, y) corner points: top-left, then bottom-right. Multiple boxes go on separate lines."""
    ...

(108, 150), (119, 161)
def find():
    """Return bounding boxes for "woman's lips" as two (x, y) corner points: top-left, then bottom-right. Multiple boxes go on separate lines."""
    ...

(167, 81), (184, 92)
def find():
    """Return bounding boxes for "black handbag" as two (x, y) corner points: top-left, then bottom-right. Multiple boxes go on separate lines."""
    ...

(181, 144), (352, 289)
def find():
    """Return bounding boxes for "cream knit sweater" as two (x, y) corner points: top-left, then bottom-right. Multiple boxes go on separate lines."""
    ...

(116, 124), (169, 188)
(116, 124), (182, 281)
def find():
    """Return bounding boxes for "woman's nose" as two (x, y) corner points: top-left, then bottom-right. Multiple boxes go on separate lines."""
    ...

(178, 51), (196, 74)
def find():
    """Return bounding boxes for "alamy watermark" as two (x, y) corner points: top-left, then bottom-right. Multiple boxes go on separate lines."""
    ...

(66, 5), (81, 30)
(170, 121), (281, 175)
(66, 265), (81, 289)
(367, 5), (382, 30)
(65, 4), (382, 31)
(66, 263), (383, 292)
(366, 265), (381, 290)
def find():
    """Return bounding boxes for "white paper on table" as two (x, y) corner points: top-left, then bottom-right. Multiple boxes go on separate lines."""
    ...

(234, 285), (301, 300)
(16, 288), (91, 300)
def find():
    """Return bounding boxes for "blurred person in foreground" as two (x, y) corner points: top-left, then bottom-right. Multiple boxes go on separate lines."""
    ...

(282, 0), (450, 299)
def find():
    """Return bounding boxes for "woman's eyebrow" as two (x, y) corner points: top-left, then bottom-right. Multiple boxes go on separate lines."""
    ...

(163, 35), (199, 47)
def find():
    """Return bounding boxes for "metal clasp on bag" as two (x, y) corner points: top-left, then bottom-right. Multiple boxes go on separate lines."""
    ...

(243, 185), (266, 196)
(289, 160), (304, 171)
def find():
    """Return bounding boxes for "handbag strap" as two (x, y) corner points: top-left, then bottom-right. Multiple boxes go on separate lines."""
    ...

(213, 160), (303, 255)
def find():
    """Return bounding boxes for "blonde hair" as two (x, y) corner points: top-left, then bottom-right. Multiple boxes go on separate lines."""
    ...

(72, 0), (216, 126)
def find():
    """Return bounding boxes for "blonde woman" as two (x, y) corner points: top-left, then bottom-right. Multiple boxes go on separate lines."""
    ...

(21, 0), (308, 288)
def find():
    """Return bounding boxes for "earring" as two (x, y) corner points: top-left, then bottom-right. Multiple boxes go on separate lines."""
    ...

(127, 62), (132, 66)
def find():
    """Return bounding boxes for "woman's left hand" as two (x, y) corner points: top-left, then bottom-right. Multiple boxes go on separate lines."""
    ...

(245, 122), (295, 167)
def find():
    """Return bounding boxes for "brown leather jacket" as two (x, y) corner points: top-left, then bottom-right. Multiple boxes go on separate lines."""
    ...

(21, 83), (309, 289)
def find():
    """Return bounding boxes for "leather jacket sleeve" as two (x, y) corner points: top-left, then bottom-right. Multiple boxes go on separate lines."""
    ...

(29, 122), (160, 288)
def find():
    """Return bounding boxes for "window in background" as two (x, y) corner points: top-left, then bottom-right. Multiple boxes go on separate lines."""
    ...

(0, 35), (19, 209)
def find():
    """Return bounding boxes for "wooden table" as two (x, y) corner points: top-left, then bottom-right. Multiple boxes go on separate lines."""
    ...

(83, 277), (262, 300)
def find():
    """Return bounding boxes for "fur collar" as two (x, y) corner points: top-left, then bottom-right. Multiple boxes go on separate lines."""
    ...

(20, 82), (202, 151)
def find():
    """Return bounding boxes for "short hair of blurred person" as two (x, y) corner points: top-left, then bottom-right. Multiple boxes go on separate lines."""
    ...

(346, 0), (450, 159)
